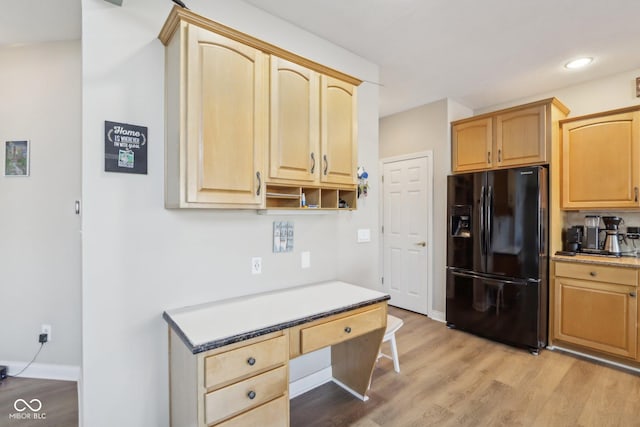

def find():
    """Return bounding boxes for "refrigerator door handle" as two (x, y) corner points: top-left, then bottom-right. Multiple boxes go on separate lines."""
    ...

(487, 185), (493, 250)
(450, 269), (532, 286)
(539, 207), (545, 255)
(480, 185), (486, 255)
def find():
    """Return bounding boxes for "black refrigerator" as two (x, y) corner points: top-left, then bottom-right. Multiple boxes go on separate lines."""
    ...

(446, 165), (548, 354)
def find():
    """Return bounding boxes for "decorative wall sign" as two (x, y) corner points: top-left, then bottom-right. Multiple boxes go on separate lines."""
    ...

(104, 121), (148, 174)
(357, 166), (369, 198)
(4, 140), (30, 177)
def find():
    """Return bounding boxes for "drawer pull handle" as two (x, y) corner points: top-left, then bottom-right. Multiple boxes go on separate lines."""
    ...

(247, 357), (256, 366)
(630, 292), (637, 298)
(589, 271), (597, 277)
(247, 391), (256, 400)
(344, 326), (352, 333)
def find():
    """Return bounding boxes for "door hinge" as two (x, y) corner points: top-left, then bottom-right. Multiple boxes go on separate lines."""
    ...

(381, 225), (384, 233)
(382, 175), (384, 183)
(381, 276), (384, 285)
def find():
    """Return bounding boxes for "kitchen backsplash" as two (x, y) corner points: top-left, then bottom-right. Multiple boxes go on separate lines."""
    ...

(565, 211), (640, 256)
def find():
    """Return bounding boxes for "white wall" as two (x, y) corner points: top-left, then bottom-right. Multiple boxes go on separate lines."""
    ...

(80, 0), (378, 426)
(0, 41), (82, 375)
(337, 81), (381, 287)
(378, 99), (472, 317)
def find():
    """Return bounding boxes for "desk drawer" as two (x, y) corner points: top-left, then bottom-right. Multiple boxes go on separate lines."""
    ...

(205, 335), (287, 389)
(205, 365), (287, 425)
(555, 262), (637, 286)
(300, 306), (386, 354)
(215, 395), (288, 427)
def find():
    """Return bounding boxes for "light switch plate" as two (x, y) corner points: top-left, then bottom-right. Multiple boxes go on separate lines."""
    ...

(357, 228), (371, 243)
(301, 251), (310, 269)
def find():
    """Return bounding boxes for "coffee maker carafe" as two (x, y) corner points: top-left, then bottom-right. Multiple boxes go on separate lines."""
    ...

(602, 216), (624, 255)
(584, 215), (601, 251)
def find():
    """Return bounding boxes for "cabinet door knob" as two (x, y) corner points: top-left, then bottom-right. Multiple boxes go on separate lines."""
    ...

(256, 171), (262, 196)
(635, 186), (638, 203)
(323, 154), (328, 175)
(247, 357), (256, 366)
(630, 292), (637, 298)
(589, 271), (597, 277)
(487, 151), (491, 164)
(344, 326), (352, 333)
(498, 149), (502, 163)
(247, 390), (256, 400)
(310, 153), (316, 174)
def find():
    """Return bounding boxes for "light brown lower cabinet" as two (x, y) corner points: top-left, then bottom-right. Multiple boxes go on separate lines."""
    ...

(215, 396), (288, 427)
(168, 302), (387, 426)
(169, 330), (290, 427)
(552, 261), (638, 360)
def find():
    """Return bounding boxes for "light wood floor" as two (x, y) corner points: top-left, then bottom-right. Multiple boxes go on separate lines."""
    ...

(0, 377), (78, 427)
(290, 306), (640, 427)
(3, 307), (639, 427)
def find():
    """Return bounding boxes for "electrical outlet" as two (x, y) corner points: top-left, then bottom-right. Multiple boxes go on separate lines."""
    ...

(251, 257), (262, 275)
(41, 324), (52, 343)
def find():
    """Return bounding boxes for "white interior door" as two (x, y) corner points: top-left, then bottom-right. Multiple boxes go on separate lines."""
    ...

(382, 154), (432, 315)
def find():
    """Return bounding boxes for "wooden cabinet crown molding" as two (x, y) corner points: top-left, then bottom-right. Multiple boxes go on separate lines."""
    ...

(159, 5), (362, 87)
(559, 104), (640, 125)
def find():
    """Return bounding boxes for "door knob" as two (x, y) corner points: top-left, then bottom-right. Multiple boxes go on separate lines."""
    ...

(415, 242), (426, 247)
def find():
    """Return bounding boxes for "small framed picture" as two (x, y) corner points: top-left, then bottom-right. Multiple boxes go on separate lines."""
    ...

(5, 140), (30, 177)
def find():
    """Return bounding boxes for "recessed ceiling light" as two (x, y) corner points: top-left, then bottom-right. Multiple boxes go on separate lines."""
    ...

(565, 57), (593, 69)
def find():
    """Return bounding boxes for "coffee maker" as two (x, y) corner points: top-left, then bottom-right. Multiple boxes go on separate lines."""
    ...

(602, 216), (624, 255)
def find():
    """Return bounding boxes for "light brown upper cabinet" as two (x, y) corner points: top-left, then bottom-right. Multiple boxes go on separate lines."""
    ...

(560, 107), (640, 210)
(451, 117), (493, 171)
(495, 105), (546, 167)
(320, 76), (358, 186)
(268, 63), (358, 187)
(163, 22), (267, 208)
(159, 6), (361, 209)
(451, 98), (569, 173)
(269, 57), (320, 183)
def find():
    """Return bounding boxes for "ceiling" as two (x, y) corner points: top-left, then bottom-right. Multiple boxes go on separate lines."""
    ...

(0, 0), (81, 46)
(3, 1), (639, 117)
(242, 0), (640, 116)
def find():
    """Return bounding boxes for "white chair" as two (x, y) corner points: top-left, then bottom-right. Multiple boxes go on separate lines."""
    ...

(378, 314), (404, 373)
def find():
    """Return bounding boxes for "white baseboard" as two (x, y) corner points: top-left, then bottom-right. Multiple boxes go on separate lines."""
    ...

(289, 367), (332, 399)
(429, 309), (446, 323)
(0, 360), (80, 381)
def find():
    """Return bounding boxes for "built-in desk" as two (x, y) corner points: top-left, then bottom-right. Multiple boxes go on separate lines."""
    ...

(163, 281), (390, 427)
